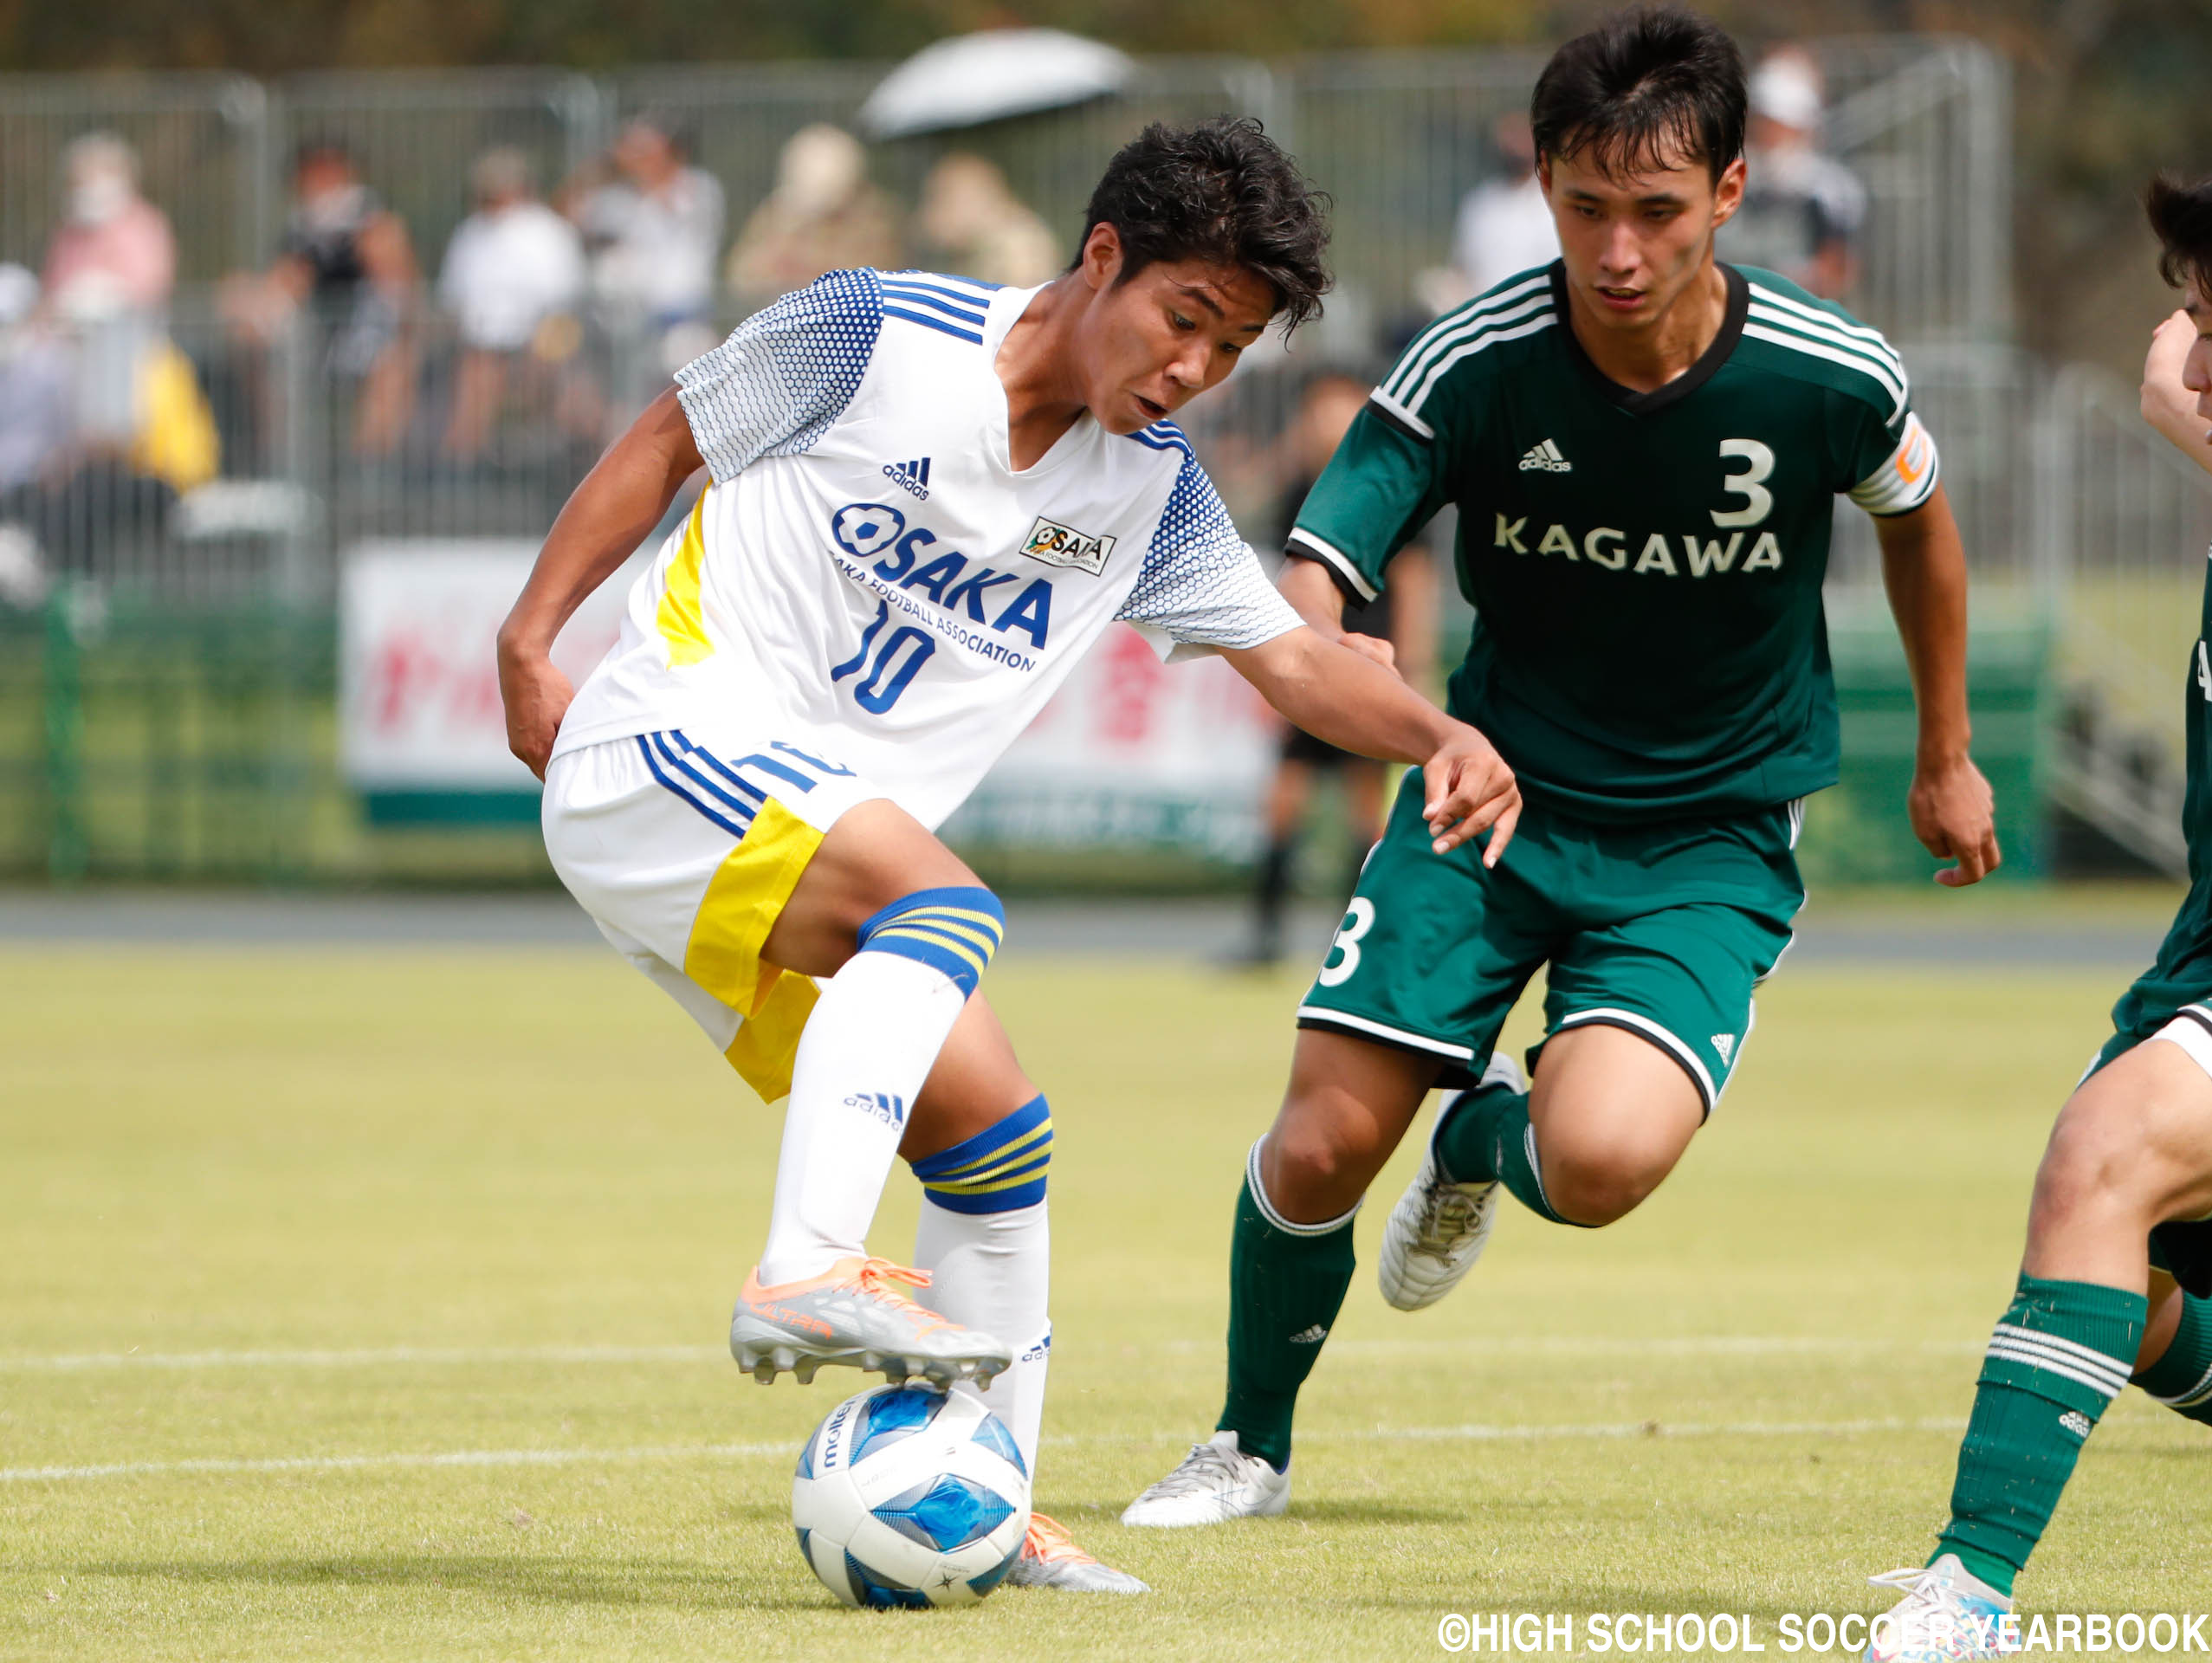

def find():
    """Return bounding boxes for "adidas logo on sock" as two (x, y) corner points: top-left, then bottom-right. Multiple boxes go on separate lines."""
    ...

(881, 456), (932, 500)
(1517, 438), (1572, 473)
(1287, 1324), (1329, 1345)
(2058, 1409), (2092, 1439)
(1711, 1033), (1736, 1064)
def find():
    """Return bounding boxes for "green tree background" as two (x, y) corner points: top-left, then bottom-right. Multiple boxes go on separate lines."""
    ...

(3, 0), (2205, 370)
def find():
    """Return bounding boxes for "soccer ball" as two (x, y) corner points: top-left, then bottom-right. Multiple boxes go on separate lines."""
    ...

(791, 1382), (1032, 1608)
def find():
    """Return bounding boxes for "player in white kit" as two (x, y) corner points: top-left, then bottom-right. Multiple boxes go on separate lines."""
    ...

(497, 119), (1520, 1592)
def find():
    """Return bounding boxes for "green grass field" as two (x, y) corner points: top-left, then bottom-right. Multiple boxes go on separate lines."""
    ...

(6, 941), (2211, 1660)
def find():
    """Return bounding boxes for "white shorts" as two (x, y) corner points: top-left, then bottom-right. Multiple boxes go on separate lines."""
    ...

(2150, 1010), (2212, 1085)
(543, 727), (883, 1103)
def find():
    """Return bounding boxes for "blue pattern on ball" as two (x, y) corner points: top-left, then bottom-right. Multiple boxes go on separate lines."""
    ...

(965, 1537), (1023, 1598)
(870, 1473), (1018, 1551)
(969, 1409), (1026, 1477)
(851, 1384), (945, 1463)
(844, 1549), (932, 1609)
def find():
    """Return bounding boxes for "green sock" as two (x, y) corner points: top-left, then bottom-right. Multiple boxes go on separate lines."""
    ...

(1432, 1076), (1583, 1226)
(2135, 1290), (2212, 1424)
(1217, 1139), (1355, 1472)
(1934, 1274), (2146, 1596)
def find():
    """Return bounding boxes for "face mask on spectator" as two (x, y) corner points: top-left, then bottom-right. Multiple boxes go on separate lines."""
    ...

(69, 172), (133, 226)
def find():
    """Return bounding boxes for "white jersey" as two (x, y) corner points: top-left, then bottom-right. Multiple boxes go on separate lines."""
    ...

(553, 268), (1302, 831)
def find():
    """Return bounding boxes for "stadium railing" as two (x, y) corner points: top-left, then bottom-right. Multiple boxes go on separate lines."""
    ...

(7, 39), (2169, 886)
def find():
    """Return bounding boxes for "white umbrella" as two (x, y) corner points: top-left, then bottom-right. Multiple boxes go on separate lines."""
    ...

(857, 29), (1138, 140)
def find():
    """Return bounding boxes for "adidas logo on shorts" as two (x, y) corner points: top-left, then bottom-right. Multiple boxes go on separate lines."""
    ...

(1712, 1034), (1736, 1064)
(1517, 438), (1572, 473)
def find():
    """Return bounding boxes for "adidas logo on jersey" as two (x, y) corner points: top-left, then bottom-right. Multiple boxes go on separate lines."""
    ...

(882, 457), (932, 501)
(1517, 438), (1572, 473)
(1711, 1034), (1735, 1064)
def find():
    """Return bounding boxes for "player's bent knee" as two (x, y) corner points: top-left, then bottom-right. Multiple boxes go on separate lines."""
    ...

(855, 884), (1006, 999)
(1541, 1155), (1663, 1227)
(910, 1094), (1051, 1213)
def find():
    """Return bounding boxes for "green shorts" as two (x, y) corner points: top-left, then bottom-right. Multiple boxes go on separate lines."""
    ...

(1296, 776), (1806, 1116)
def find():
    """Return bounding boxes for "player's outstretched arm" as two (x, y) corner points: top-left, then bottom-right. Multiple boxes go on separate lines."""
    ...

(497, 388), (705, 778)
(1874, 481), (2001, 887)
(1221, 627), (1520, 864)
(2143, 308), (2212, 472)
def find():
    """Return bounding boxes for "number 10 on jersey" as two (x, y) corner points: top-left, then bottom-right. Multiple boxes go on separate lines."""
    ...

(832, 599), (937, 714)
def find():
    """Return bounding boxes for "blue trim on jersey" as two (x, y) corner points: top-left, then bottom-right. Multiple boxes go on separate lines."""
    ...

(881, 305), (984, 345)
(1129, 421), (1195, 462)
(876, 283), (988, 327)
(636, 734), (752, 838)
(883, 271), (1002, 297)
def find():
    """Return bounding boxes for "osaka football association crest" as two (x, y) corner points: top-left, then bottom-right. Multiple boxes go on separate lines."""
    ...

(1020, 515), (1116, 575)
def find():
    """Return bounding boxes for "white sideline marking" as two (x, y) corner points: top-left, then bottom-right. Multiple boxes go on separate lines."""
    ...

(0, 1344), (720, 1372)
(1179, 1336), (1984, 1359)
(2, 1418), (1969, 1486)
(2, 1336), (1980, 1372)
(1, 1440), (788, 1485)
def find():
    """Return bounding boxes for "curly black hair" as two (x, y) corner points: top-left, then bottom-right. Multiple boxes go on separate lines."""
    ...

(1531, 6), (1747, 184)
(1077, 115), (1332, 333)
(2148, 171), (2212, 297)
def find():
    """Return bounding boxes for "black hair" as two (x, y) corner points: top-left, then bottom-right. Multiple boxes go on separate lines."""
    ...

(1530, 6), (1747, 184)
(2148, 171), (2212, 295)
(1077, 115), (1331, 332)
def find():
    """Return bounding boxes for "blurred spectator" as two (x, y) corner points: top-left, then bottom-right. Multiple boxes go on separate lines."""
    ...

(220, 139), (421, 456)
(913, 153), (1058, 288)
(726, 124), (900, 310)
(0, 253), (183, 584)
(437, 146), (587, 463)
(0, 266), (73, 495)
(1233, 374), (1437, 967)
(42, 132), (176, 450)
(1717, 47), (1867, 299)
(1432, 113), (1559, 312)
(570, 113), (725, 410)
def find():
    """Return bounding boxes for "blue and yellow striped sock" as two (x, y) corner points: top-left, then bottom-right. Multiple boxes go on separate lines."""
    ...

(910, 1095), (1051, 1214)
(856, 885), (1005, 999)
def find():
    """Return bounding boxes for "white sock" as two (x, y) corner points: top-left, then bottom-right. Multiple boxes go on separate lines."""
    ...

(916, 1198), (1051, 1479)
(757, 949), (967, 1287)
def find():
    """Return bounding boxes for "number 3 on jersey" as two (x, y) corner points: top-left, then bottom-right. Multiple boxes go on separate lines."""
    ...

(831, 599), (937, 714)
(1316, 898), (1376, 987)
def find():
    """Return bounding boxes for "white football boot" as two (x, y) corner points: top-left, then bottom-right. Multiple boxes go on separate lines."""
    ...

(1119, 1430), (1290, 1528)
(728, 1255), (1012, 1388)
(1375, 1052), (1524, 1311)
(1862, 1556), (2018, 1661)
(1006, 1512), (1149, 1593)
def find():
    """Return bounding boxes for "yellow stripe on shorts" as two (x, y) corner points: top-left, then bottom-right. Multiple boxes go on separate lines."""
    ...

(684, 798), (825, 1103)
(724, 967), (818, 1105)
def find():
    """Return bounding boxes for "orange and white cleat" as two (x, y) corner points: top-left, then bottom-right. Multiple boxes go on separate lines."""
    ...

(728, 1255), (1012, 1388)
(1006, 1511), (1149, 1594)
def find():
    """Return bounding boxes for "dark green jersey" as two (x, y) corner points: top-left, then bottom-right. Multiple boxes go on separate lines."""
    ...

(1290, 262), (1937, 822)
(2108, 550), (2212, 1039)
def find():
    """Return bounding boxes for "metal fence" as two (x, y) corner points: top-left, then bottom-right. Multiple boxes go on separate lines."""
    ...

(17, 37), (2176, 887)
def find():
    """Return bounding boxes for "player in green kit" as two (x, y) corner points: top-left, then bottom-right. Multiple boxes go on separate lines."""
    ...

(1122, 4), (2002, 1529)
(1857, 178), (2212, 1663)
